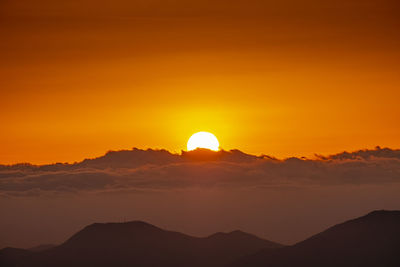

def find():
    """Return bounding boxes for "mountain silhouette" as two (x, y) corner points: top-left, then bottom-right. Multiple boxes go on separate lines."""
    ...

(230, 210), (400, 267)
(2, 210), (400, 267)
(0, 221), (281, 267)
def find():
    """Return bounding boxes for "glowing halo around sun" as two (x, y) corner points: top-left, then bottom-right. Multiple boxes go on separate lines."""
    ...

(187, 132), (220, 151)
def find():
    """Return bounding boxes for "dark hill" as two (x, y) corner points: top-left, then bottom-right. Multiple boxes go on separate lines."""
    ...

(230, 210), (400, 267)
(3, 210), (399, 267)
(0, 221), (281, 267)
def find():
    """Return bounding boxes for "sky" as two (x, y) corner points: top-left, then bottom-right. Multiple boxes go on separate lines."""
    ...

(1, 1), (400, 249)
(1, 0), (400, 164)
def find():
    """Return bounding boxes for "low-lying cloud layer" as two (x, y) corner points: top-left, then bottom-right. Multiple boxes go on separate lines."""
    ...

(1, 147), (400, 197)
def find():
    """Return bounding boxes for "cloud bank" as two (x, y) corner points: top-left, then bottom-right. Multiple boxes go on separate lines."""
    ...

(1, 147), (400, 197)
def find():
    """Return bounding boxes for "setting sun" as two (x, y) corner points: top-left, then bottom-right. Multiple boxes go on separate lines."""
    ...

(187, 132), (220, 151)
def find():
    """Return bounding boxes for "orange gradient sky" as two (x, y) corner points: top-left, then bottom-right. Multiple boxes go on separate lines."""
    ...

(1, 0), (399, 164)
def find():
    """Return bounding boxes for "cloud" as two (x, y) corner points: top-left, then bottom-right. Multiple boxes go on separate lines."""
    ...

(1, 147), (400, 197)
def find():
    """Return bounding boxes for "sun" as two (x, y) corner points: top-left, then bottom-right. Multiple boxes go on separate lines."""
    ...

(187, 132), (220, 151)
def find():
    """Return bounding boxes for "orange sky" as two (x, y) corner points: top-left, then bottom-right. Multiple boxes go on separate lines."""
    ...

(1, 0), (399, 164)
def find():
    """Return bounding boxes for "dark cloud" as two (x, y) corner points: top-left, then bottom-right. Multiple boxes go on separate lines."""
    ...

(1, 147), (400, 197)
(317, 146), (400, 160)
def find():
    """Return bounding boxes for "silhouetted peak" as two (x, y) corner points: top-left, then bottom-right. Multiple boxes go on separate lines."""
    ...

(230, 210), (400, 267)
(347, 210), (400, 224)
(60, 220), (166, 248)
(228, 230), (247, 235)
(83, 220), (162, 232)
(334, 210), (400, 227)
(364, 209), (400, 217)
(0, 220), (284, 267)
(294, 209), (400, 249)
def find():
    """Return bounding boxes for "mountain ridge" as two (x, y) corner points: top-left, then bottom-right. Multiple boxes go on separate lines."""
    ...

(2, 210), (400, 267)
(0, 219), (282, 267)
(230, 210), (400, 267)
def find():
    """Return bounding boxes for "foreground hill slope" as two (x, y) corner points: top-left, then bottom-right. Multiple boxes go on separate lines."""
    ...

(0, 221), (281, 267)
(230, 210), (400, 267)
